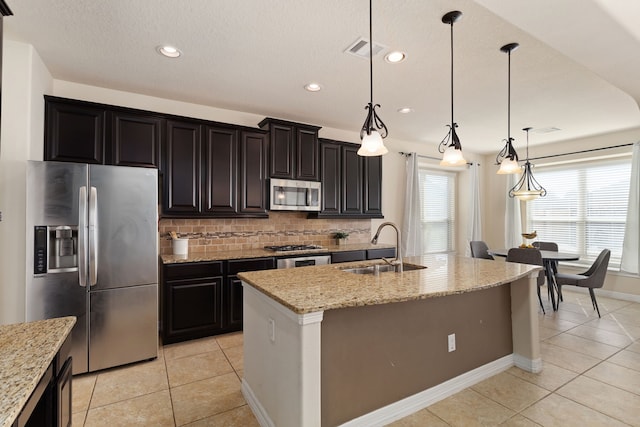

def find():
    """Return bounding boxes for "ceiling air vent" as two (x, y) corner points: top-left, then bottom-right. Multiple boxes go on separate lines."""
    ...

(344, 37), (387, 59)
(532, 127), (561, 134)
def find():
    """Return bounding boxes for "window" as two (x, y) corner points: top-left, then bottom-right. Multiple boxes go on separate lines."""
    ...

(526, 157), (632, 269)
(419, 167), (456, 253)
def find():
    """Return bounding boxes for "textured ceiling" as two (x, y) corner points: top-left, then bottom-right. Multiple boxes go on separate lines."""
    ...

(4, 0), (640, 154)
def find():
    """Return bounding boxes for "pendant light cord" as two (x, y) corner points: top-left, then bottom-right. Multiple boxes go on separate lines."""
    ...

(369, 0), (373, 105)
(450, 19), (454, 125)
(507, 49), (511, 142)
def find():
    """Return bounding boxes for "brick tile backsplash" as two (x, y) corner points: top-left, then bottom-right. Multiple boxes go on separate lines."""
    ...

(159, 212), (371, 254)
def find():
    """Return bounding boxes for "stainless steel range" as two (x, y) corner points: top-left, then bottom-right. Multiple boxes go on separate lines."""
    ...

(264, 245), (331, 268)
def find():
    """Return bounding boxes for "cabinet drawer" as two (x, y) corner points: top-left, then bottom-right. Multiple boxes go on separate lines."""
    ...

(331, 250), (366, 263)
(164, 261), (223, 280)
(367, 248), (396, 260)
(227, 257), (275, 275)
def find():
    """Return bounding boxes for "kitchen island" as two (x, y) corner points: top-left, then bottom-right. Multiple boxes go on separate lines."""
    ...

(238, 254), (542, 427)
(0, 316), (75, 427)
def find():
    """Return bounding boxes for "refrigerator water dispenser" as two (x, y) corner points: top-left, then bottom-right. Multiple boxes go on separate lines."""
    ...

(34, 225), (79, 274)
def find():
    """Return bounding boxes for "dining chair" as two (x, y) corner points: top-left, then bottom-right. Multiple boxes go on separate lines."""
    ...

(506, 248), (546, 314)
(470, 241), (494, 260)
(555, 249), (610, 318)
(532, 241), (560, 296)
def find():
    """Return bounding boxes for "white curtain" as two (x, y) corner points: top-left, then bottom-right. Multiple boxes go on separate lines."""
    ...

(504, 173), (522, 248)
(402, 153), (423, 256)
(466, 163), (482, 256)
(621, 141), (640, 274)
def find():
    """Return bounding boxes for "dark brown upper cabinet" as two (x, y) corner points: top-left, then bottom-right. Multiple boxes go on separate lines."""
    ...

(313, 138), (383, 219)
(258, 118), (321, 181)
(44, 96), (161, 168)
(162, 120), (267, 218)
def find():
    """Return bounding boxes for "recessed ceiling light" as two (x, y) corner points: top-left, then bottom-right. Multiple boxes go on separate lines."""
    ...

(157, 45), (181, 58)
(304, 83), (322, 92)
(397, 107), (413, 114)
(385, 51), (406, 63)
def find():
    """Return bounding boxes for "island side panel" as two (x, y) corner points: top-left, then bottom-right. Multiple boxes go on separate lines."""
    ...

(510, 274), (542, 372)
(320, 285), (513, 427)
(242, 284), (323, 427)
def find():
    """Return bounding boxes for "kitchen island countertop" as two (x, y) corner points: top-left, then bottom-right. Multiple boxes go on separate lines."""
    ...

(238, 254), (541, 314)
(0, 316), (76, 427)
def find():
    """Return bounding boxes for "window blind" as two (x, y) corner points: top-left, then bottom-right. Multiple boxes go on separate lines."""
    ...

(419, 168), (456, 253)
(527, 157), (632, 269)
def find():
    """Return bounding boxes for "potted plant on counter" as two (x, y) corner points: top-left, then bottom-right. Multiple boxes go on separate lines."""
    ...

(334, 231), (350, 245)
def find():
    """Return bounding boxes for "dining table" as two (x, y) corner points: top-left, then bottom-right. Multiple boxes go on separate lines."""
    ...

(488, 248), (579, 311)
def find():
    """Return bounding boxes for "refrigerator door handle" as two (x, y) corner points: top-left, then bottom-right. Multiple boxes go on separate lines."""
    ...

(89, 186), (98, 286)
(78, 186), (87, 287)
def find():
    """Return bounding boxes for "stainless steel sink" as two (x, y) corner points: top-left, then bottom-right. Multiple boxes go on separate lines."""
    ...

(340, 263), (426, 275)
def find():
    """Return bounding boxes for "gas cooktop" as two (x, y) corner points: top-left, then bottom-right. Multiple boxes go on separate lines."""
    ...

(264, 245), (325, 252)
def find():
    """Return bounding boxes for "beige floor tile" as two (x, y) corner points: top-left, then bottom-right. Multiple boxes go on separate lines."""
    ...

(163, 336), (221, 360)
(183, 405), (259, 426)
(222, 345), (243, 372)
(540, 342), (601, 373)
(427, 388), (515, 426)
(506, 362), (578, 392)
(538, 315), (580, 332)
(627, 341), (640, 354)
(556, 375), (640, 426)
(585, 317), (640, 340)
(558, 301), (603, 318)
(72, 410), (87, 427)
(386, 408), (449, 426)
(607, 349), (640, 372)
(499, 414), (542, 426)
(522, 394), (628, 427)
(566, 324), (633, 348)
(216, 331), (243, 349)
(72, 373), (97, 413)
(554, 307), (600, 324)
(608, 311), (640, 329)
(84, 389), (174, 427)
(90, 358), (169, 408)
(545, 331), (620, 360)
(539, 326), (561, 340)
(471, 371), (549, 412)
(166, 348), (234, 388)
(585, 361), (640, 395)
(171, 372), (245, 426)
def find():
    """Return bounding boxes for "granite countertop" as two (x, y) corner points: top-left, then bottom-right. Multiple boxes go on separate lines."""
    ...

(238, 254), (542, 314)
(0, 317), (76, 427)
(160, 243), (395, 264)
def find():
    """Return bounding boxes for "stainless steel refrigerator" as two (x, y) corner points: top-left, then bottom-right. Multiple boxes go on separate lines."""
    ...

(26, 161), (158, 374)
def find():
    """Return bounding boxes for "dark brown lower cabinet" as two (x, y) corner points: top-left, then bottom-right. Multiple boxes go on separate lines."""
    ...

(16, 334), (72, 427)
(161, 258), (275, 344)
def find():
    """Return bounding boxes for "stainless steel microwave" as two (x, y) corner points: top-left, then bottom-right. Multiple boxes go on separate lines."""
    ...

(269, 178), (321, 211)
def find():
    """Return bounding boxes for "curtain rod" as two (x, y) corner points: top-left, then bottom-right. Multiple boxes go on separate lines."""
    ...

(399, 152), (477, 166)
(528, 142), (635, 162)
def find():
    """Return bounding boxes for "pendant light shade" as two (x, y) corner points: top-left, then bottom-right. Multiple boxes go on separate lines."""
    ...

(438, 11), (467, 167)
(358, 0), (388, 157)
(510, 127), (547, 201)
(496, 43), (520, 174)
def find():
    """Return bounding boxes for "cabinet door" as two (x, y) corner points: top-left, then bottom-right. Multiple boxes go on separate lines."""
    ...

(269, 124), (294, 179)
(56, 358), (72, 427)
(45, 98), (106, 164)
(164, 120), (201, 215)
(363, 155), (383, 217)
(239, 131), (268, 216)
(226, 277), (244, 331)
(111, 111), (162, 168)
(203, 126), (238, 215)
(341, 145), (363, 214)
(320, 141), (341, 214)
(166, 278), (223, 342)
(296, 127), (319, 181)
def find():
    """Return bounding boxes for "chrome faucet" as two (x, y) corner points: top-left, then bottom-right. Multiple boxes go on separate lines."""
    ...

(371, 222), (403, 272)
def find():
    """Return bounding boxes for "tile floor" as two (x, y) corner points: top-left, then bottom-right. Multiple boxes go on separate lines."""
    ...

(72, 289), (640, 426)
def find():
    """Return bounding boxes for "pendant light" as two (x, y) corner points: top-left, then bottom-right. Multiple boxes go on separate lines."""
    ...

(438, 10), (467, 167)
(358, 0), (389, 156)
(509, 127), (547, 201)
(496, 43), (521, 174)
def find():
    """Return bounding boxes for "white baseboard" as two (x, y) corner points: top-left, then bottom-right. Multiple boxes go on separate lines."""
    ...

(338, 354), (515, 427)
(514, 354), (543, 373)
(242, 379), (275, 427)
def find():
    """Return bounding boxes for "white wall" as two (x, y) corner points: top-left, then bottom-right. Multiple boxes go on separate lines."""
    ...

(0, 40), (52, 325)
